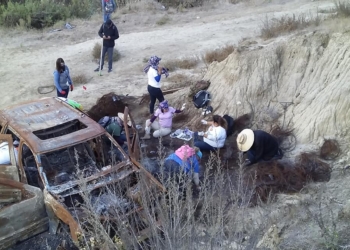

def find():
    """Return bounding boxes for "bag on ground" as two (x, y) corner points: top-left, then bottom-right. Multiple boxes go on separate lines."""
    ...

(193, 90), (211, 109)
(98, 116), (111, 128)
(223, 114), (235, 137)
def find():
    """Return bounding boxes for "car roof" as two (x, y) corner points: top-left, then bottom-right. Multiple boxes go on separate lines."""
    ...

(0, 97), (105, 154)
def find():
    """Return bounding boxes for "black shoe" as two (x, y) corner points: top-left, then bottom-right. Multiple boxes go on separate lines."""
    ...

(108, 69), (112, 73)
(94, 67), (102, 72)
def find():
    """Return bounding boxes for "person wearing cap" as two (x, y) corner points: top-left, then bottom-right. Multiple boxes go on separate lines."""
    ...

(94, 19), (119, 73)
(236, 129), (283, 166)
(105, 113), (131, 145)
(162, 145), (202, 189)
(143, 56), (169, 115)
(141, 100), (186, 139)
(194, 115), (227, 152)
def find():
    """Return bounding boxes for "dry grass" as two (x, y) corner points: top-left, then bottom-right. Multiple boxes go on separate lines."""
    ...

(165, 73), (193, 89)
(71, 73), (89, 85)
(334, 1), (350, 17)
(164, 57), (199, 71)
(260, 14), (321, 40)
(92, 43), (121, 62)
(202, 45), (235, 64)
(156, 15), (170, 25)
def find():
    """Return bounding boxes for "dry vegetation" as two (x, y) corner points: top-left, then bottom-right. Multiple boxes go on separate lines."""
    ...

(163, 57), (199, 71)
(71, 73), (89, 85)
(92, 42), (121, 62)
(164, 73), (193, 89)
(260, 13), (321, 39)
(156, 15), (170, 25)
(202, 45), (235, 64)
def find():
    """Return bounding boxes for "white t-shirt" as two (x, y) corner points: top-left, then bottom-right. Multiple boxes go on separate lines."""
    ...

(147, 67), (161, 88)
(204, 126), (227, 148)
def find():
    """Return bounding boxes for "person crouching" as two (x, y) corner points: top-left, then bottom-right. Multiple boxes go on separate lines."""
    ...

(161, 145), (202, 190)
(236, 129), (283, 166)
(141, 100), (186, 139)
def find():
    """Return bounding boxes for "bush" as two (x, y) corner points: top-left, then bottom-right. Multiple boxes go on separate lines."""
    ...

(203, 45), (235, 64)
(164, 57), (199, 71)
(334, 1), (350, 17)
(158, 0), (209, 8)
(0, 0), (94, 28)
(92, 42), (121, 62)
(260, 14), (321, 40)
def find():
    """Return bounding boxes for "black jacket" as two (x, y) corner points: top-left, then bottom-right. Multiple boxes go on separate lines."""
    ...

(98, 22), (119, 48)
(247, 130), (279, 164)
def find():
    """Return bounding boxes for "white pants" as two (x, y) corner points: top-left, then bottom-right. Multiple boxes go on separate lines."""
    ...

(145, 119), (172, 138)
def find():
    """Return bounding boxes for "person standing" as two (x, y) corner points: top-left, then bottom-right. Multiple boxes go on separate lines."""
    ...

(53, 58), (73, 98)
(102, 0), (116, 23)
(143, 56), (169, 115)
(94, 19), (119, 73)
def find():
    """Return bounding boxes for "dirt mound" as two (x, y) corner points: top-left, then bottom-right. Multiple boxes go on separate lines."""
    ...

(87, 92), (126, 122)
(203, 32), (350, 147)
(244, 152), (331, 204)
(319, 139), (340, 160)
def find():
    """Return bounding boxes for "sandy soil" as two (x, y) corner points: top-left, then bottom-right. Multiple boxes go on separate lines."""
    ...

(0, 0), (333, 111)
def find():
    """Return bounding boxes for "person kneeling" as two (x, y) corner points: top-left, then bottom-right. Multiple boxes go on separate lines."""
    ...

(142, 100), (185, 139)
(194, 115), (227, 152)
(161, 145), (202, 190)
(236, 129), (283, 166)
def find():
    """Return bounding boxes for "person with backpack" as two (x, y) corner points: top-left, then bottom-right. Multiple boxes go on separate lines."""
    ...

(141, 100), (186, 139)
(53, 58), (73, 98)
(102, 0), (116, 23)
(99, 113), (132, 145)
(143, 55), (169, 115)
(236, 129), (283, 166)
(194, 115), (227, 152)
(94, 19), (119, 73)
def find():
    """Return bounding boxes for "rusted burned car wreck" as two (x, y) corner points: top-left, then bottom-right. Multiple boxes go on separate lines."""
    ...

(0, 97), (164, 248)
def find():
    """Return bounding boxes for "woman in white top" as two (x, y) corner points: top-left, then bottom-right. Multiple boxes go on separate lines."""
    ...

(143, 56), (169, 115)
(194, 115), (227, 151)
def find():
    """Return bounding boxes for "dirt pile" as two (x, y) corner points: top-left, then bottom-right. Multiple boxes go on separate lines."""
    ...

(200, 32), (350, 147)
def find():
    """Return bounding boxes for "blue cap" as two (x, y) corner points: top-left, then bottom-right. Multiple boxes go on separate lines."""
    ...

(196, 151), (202, 159)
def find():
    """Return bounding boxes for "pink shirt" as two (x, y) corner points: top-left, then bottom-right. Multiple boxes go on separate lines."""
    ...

(154, 107), (176, 128)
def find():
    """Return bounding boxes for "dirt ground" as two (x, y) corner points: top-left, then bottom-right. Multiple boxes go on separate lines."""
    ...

(0, 0), (333, 111)
(0, 0), (338, 249)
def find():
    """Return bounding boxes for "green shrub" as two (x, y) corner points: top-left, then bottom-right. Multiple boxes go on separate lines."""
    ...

(158, 0), (208, 8)
(0, 0), (94, 28)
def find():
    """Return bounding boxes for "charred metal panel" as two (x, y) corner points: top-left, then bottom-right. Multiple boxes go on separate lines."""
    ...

(0, 97), (106, 154)
(0, 179), (48, 250)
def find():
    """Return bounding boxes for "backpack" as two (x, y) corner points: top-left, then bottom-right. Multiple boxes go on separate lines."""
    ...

(193, 90), (211, 109)
(105, 0), (114, 13)
(223, 114), (235, 137)
(98, 116), (111, 128)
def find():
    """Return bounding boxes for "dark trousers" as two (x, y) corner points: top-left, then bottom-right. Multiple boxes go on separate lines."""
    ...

(101, 46), (114, 70)
(147, 85), (164, 114)
(56, 88), (69, 98)
(193, 132), (216, 152)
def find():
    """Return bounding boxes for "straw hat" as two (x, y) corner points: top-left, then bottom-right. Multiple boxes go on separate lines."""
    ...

(236, 129), (255, 152)
(117, 113), (132, 126)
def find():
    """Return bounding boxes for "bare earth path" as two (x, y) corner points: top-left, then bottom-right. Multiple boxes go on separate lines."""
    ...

(0, 0), (332, 110)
